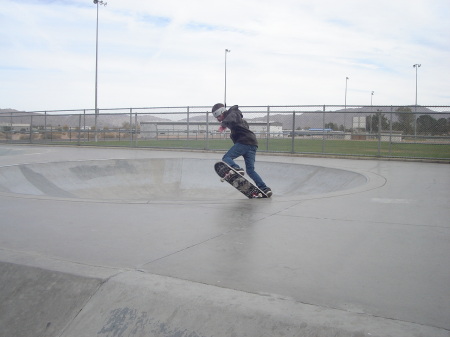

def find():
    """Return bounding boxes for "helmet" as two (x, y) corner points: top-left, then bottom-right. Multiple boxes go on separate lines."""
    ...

(212, 103), (226, 118)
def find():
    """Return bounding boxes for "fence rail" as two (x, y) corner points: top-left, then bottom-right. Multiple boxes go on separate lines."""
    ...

(1, 105), (449, 161)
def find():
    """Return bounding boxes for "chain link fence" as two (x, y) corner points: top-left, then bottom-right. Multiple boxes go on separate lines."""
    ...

(1, 105), (449, 160)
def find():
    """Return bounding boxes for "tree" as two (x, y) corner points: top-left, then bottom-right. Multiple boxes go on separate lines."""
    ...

(435, 118), (448, 135)
(324, 122), (338, 130)
(417, 115), (436, 135)
(414, 115), (448, 136)
(393, 107), (414, 135)
(367, 112), (389, 133)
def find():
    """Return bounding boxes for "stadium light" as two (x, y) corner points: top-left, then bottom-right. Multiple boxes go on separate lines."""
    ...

(224, 49), (231, 107)
(94, 0), (107, 142)
(413, 64), (421, 138)
(344, 77), (349, 131)
(413, 64), (421, 106)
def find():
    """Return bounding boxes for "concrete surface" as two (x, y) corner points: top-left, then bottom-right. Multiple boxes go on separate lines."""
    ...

(0, 145), (449, 337)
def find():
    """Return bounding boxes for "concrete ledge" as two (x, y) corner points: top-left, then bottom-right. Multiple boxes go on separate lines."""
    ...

(1, 261), (448, 337)
(0, 262), (103, 337)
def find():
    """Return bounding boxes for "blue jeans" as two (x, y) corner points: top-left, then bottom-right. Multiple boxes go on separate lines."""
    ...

(222, 143), (268, 190)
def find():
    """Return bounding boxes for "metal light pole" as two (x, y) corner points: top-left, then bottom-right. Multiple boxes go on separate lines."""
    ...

(224, 49), (230, 107)
(94, 0), (107, 142)
(370, 91), (374, 133)
(413, 64), (421, 138)
(344, 77), (349, 131)
(413, 64), (421, 106)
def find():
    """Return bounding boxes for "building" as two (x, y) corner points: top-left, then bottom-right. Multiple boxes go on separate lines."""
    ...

(0, 123), (31, 132)
(140, 121), (283, 139)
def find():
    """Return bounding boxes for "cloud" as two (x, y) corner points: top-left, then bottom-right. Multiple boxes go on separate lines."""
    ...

(0, 0), (449, 111)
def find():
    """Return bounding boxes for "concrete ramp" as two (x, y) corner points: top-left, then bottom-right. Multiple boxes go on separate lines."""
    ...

(0, 158), (367, 201)
(0, 262), (103, 337)
(1, 261), (447, 337)
(1, 146), (448, 337)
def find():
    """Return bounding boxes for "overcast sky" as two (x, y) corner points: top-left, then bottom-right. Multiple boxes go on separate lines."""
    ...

(1, 0), (449, 112)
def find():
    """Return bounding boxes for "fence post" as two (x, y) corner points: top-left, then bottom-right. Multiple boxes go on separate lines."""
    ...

(187, 106), (190, 143)
(44, 111), (47, 143)
(30, 115), (33, 144)
(186, 106), (190, 149)
(266, 106), (270, 151)
(83, 109), (86, 143)
(322, 105), (326, 153)
(414, 105), (417, 142)
(389, 106), (393, 156)
(377, 109), (382, 156)
(134, 111), (138, 147)
(291, 111), (296, 154)
(129, 108), (133, 147)
(205, 109), (210, 150)
(8, 113), (12, 143)
(78, 115), (81, 146)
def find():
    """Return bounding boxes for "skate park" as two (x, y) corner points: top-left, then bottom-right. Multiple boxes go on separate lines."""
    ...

(0, 144), (449, 337)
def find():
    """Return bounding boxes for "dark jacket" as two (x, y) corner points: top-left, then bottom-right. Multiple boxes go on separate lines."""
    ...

(221, 105), (258, 146)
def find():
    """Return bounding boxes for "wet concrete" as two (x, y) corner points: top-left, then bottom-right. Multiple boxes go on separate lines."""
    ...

(0, 157), (367, 201)
(0, 145), (449, 336)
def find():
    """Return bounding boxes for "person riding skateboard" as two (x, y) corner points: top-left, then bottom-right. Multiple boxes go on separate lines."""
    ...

(212, 103), (272, 197)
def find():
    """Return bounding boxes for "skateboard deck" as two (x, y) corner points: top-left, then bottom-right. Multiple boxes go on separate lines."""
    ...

(214, 161), (268, 199)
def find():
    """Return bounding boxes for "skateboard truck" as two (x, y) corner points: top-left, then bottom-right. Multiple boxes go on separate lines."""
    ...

(220, 170), (234, 182)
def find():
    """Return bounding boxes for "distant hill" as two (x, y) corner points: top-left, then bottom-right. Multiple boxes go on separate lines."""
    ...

(0, 109), (18, 113)
(180, 106), (447, 130)
(247, 106), (447, 130)
(1, 106), (447, 130)
(0, 109), (171, 128)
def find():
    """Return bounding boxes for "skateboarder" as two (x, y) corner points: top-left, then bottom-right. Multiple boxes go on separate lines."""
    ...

(212, 103), (272, 197)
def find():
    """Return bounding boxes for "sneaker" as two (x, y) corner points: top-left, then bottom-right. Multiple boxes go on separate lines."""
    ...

(262, 187), (272, 197)
(234, 168), (245, 176)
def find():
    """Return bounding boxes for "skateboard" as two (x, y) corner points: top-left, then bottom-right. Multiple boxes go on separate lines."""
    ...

(214, 161), (268, 199)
